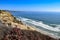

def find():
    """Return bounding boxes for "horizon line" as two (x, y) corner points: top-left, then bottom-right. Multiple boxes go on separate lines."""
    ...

(0, 9), (60, 12)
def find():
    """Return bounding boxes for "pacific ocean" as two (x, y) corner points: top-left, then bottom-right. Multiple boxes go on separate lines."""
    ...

(10, 11), (60, 25)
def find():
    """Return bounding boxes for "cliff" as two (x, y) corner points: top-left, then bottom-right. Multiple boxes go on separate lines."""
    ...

(0, 10), (23, 24)
(0, 10), (34, 30)
(0, 10), (58, 40)
(0, 10), (35, 39)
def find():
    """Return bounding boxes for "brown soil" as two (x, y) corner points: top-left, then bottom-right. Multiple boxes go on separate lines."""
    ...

(2, 27), (57, 40)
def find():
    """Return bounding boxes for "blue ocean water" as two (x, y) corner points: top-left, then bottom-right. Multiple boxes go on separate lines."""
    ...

(10, 11), (60, 25)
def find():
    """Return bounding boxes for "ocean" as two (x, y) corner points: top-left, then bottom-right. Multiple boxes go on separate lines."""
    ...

(10, 11), (60, 24)
(9, 11), (60, 38)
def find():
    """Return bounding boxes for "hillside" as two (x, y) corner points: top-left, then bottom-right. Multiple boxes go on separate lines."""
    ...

(0, 10), (35, 30)
(0, 10), (58, 40)
(0, 10), (23, 24)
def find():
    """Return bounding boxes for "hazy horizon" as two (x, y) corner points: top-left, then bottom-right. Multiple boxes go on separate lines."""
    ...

(0, 0), (60, 12)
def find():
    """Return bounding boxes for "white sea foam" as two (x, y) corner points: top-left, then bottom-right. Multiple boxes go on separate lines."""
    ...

(18, 17), (60, 32)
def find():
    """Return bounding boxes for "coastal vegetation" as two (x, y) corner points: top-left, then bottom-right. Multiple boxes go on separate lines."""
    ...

(2, 27), (56, 40)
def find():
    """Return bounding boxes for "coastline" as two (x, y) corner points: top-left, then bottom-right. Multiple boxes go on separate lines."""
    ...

(0, 10), (59, 40)
(19, 17), (60, 39)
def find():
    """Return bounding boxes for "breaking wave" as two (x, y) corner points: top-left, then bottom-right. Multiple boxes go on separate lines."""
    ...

(15, 17), (60, 38)
(17, 17), (60, 32)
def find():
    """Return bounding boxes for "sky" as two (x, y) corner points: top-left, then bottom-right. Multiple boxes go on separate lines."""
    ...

(0, 0), (60, 12)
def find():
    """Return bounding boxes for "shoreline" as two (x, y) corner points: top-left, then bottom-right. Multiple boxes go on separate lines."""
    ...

(0, 10), (60, 40)
(22, 21), (60, 39)
(19, 17), (60, 39)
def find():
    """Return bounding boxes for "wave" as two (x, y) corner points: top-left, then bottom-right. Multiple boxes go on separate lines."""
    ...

(17, 17), (60, 32)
